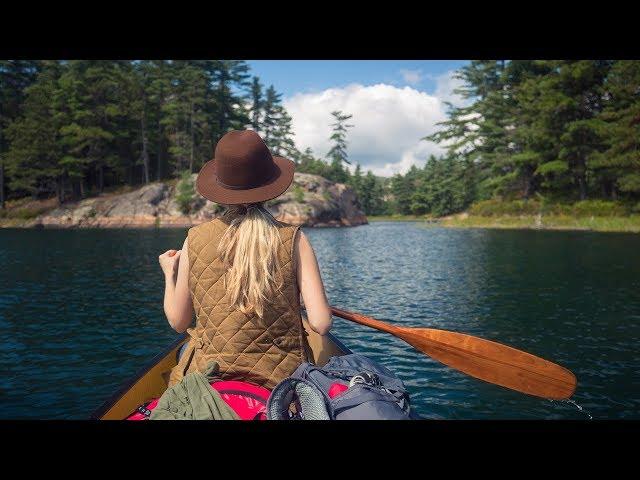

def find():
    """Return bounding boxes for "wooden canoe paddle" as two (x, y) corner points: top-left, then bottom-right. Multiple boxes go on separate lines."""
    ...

(329, 306), (577, 400)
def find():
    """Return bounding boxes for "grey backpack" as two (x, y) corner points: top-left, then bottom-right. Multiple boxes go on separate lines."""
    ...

(267, 354), (412, 420)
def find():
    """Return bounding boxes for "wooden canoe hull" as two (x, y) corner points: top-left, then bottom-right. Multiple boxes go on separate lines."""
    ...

(91, 320), (351, 420)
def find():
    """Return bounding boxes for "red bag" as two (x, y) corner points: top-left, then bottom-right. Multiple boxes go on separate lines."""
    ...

(126, 380), (271, 420)
(211, 380), (271, 420)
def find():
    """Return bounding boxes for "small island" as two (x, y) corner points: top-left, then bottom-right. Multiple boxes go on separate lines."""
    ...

(0, 172), (367, 229)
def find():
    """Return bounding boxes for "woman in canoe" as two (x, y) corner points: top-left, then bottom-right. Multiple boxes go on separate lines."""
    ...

(157, 129), (332, 389)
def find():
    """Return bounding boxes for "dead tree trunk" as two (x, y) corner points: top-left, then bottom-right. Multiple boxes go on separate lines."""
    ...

(157, 124), (164, 181)
(57, 175), (66, 205)
(141, 99), (150, 184)
(98, 165), (104, 193)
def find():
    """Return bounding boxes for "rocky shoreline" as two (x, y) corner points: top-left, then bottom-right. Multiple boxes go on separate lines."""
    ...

(18, 173), (367, 229)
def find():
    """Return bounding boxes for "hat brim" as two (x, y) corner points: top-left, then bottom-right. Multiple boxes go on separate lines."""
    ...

(195, 155), (296, 205)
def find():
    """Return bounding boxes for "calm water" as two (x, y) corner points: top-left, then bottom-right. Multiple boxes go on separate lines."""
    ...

(1, 223), (639, 419)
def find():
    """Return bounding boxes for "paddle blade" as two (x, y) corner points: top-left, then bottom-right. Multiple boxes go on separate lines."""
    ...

(396, 327), (577, 400)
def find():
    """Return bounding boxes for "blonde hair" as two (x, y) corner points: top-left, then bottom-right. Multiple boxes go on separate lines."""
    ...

(218, 203), (284, 318)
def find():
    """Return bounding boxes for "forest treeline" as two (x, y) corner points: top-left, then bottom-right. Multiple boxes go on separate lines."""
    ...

(409, 60), (640, 216)
(1, 60), (639, 218)
(0, 60), (301, 207)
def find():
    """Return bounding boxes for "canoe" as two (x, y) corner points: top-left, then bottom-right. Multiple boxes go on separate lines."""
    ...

(91, 318), (352, 420)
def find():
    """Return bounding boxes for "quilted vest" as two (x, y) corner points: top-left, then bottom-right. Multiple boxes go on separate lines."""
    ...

(168, 210), (311, 389)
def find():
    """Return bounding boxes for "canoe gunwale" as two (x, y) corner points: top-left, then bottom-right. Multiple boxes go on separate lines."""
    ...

(89, 333), (188, 420)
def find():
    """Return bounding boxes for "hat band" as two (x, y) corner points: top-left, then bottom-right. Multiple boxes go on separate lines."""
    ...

(215, 166), (279, 190)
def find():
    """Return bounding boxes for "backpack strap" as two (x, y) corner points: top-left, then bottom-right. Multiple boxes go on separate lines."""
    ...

(331, 387), (408, 415)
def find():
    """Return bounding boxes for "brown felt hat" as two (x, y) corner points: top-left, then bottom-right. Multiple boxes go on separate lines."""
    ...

(196, 129), (295, 205)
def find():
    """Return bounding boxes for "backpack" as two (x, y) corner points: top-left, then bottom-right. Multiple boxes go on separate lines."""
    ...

(267, 354), (412, 420)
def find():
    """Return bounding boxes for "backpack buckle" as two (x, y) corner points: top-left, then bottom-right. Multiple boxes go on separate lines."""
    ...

(349, 372), (381, 388)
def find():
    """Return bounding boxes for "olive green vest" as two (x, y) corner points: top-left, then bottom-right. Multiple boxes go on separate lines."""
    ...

(169, 211), (311, 389)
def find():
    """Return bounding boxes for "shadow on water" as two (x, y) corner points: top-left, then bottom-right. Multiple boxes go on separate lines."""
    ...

(1, 223), (639, 418)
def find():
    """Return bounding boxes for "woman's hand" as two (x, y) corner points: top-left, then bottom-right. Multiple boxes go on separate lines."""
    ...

(159, 249), (181, 279)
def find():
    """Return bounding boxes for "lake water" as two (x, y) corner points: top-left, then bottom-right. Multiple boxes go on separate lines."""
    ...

(1, 223), (639, 419)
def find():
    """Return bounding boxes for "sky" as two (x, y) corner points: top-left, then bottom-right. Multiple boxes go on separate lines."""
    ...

(246, 60), (470, 176)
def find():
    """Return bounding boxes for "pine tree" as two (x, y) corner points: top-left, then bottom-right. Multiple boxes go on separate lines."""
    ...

(410, 155), (476, 216)
(145, 60), (173, 181)
(5, 61), (63, 201)
(250, 76), (263, 131)
(327, 110), (353, 164)
(175, 169), (196, 214)
(360, 170), (386, 215)
(497, 60), (556, 199)
(0, 60), (40, 207)
(591, 60), (640, 198)
(262, 85), (282, 145)
(208, 60), (251, 141)
(296, 147), (328, 176)
(347, 163), (364, 209)
(326, 110), (353, 183)
(523, 60), (612, 200)
(390, 165), (419, 215)
(56, 60), (128, 196)
(162, 61), (210, 176)
(128, 61), (153, 184)
(365, 171), (387, 215)
(107, 61), (149, 187)
(426, 61), (520, 199)
(259, 84), (297, 158)
(270, 108), (297, 158)
(426, 61), (503, 159)
(350, 163), (363, 193)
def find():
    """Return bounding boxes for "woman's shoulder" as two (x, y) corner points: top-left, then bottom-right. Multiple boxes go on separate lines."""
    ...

(187, 218), (227, 242)
(277, 221), (304, 238)
(271, 221), (303, 257)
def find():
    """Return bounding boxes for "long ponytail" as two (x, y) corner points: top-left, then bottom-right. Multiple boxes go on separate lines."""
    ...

(218, 203), (284, 318)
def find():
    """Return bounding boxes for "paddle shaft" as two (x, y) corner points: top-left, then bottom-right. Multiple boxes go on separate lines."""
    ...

(330, 307), (399, 335)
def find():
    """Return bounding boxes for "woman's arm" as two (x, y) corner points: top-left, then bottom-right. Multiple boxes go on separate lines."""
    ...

(158, 237), (193, 333)
(295, 230), (332, 335)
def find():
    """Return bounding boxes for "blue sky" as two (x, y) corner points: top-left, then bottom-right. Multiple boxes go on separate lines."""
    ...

(246, 60), (468, 98)
(245, 60), (471, 176)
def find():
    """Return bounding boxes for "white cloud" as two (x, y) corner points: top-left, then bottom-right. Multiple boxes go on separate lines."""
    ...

(433, 70), (467, 108)
(399, 69), (422, 85)
(284, 76), (468, 176)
